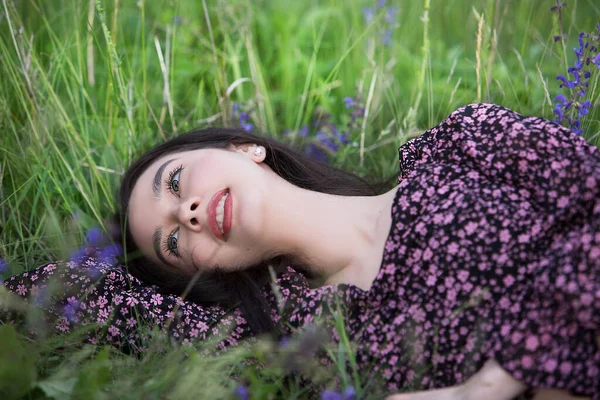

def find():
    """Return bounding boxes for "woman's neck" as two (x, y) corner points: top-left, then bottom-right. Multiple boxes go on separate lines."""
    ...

(263, 177), (398, 285)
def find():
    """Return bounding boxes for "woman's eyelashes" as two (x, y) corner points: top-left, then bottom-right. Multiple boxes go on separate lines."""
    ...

(163, 164), (184, 258)
(163, 228), (180, 258)
(165, 165), (184, 197)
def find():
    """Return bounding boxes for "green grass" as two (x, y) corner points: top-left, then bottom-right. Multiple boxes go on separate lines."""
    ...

(1, 0), (599, 398)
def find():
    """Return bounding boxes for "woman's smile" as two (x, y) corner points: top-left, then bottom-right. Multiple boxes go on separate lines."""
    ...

(208, 188), (231, 241)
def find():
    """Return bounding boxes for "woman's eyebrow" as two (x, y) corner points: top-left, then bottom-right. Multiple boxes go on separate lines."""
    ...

(153, 158), (175, 199)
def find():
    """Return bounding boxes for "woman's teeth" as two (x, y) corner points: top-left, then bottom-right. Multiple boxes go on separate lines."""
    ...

(216, 192), (228, 234)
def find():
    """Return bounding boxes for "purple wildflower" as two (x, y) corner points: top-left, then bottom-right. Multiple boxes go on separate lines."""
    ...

(343, 97), (354, 108)
(552, 11), (600, 135)
(363, 1), (399, 46)
(98, 243), (123, 264)
(343, 387), (356, 399)
(0, 259), (8, 283)
(382, 28), (393, 46)
(385, 6), (398, 24)
(86, 226), (105, 246)
(234, 385), (249, 400)
(33, 285), (49, 307)
(299, 125), (309, 137)
(363, 7), (375, 24)
(280, 336), (292, 349)
(321, 390), (342, 400)
(593, 53), (600, 68)
(578, 101), (592, 117)
(70, 246), (89, 264)
(63, 299), (81, 323)
(231, 102), (255, 132)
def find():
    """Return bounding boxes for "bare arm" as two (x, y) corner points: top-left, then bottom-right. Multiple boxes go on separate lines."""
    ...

(385, 359), (525, 400)
(385, 359), (590, 400)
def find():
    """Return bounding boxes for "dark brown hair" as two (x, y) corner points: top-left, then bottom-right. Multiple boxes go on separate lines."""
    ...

(113, 128), (396, 336)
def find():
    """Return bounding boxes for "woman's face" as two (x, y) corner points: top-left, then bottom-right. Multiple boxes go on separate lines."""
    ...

(128, 144), (277, 275)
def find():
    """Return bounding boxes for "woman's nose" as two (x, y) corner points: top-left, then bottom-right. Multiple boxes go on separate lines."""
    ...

(177, 197), (203, 232)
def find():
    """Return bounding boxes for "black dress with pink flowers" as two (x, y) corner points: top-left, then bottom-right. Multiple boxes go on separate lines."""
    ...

(3, 103), (599, 399)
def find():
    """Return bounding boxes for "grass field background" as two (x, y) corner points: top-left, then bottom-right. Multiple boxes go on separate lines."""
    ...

(1, 0), (599, 398)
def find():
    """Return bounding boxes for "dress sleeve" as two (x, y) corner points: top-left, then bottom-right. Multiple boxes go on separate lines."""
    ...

(421, 103), (600, 223)
(1, 257), (255, 356)
(401, 103), (600, 396)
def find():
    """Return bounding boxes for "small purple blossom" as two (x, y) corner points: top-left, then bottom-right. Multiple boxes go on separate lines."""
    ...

(552, 10), (599, 135)
(86, 226), (105, 246)
(33, 285), (49, 307)
(232, 103), (255, 132)
(63, 298), (81, 323)
(385, 7), (398, 24)
(364, 1), (399, 46)
(343, 387), (356, 399)
(321, 390), (342, 400)
(280, 336), (292, 349)
(363, 7), (375, 24)
(0, 259), (8, 283)
(234, 385), (249, 400)
(343, 97), (354, 108)
(70, 247), (89, 264)
(98, 243), (123, 264)
(320, 388), (356, 400)
(299, 125), (309, 137)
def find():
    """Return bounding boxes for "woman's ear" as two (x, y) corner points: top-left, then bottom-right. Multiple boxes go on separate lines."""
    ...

(228, 143), (266, 163)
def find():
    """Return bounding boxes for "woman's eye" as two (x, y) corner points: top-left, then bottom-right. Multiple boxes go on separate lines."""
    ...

(166, 166), (183, 196)
(166, 229), (179, 257)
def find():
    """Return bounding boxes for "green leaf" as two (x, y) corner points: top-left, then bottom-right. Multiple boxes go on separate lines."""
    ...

(36, 375), (78, 400)
(0, 325), (36, 399)
(72, 347), (111, 399)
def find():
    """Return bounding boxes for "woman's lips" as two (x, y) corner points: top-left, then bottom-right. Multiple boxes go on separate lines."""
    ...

(208, 188), (229, 241)
(223, 190), (232, 238)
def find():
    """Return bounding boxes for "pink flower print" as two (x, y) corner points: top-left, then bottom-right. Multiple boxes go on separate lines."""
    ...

(43, 264), (57, 273)
(151, 293), (163, 306)
(16, 284), (27, 296)
(499, 229), (511, 243)
(425, 274), (437, 286)
(525, 335), (540, 351)
(503, 275), (515, 287)
(447, 242), (459, 255)
(108, 326), (121, 337)
(464, 221), (478, 235)
(544, 358), (558, 372)
(557, 195), (569, 208)
(196, 321), (209, 333)
(126, 296), (139, 307)
(98, 308), (109, 322)
(457, 270), (469, 283)
(522, 355), (534, 368)
(56, 317), (70, 332)
(97, 296), (108, 308)
(113, 294), (123, 305)
(560, 361), (572, 375)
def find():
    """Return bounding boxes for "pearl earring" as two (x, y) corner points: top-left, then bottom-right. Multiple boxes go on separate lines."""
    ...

(254, 146), (263, 156)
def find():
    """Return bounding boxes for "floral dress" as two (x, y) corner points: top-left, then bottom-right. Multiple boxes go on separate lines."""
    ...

(3, 103), (599, 399)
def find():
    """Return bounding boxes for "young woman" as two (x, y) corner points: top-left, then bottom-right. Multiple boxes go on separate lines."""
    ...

(113, 103), (599, 399)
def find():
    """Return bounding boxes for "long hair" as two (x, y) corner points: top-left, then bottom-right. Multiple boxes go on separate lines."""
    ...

(113, 127), (397, 337)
